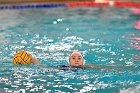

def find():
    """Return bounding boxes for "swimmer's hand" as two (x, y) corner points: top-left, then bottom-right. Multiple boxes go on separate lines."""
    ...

(27, 53), (41, 65)
(132, 55), (140, 60)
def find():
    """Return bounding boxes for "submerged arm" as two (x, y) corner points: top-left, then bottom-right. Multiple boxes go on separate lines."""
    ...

(82, 64), (109, 70)
(83, 64), (123, 72)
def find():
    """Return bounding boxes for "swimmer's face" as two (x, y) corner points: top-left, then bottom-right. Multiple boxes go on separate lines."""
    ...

(69, 52), (84, 67)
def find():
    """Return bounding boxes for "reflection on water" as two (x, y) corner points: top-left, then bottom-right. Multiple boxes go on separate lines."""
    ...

(0, 7), (140, 93)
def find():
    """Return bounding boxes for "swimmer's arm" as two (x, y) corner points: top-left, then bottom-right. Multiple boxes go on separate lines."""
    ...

(83, 64), (121, 72)
(82, 64), (109, 70)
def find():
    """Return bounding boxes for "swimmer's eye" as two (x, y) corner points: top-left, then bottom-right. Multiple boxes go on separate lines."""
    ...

(72, 58), (75, 60)
(78, 58), (81, 60)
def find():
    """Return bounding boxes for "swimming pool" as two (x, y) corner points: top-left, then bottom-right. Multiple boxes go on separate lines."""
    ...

(0, 6), (140, 93)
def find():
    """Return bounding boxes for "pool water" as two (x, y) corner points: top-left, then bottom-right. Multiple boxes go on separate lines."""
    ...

(0, 7), (140, 93)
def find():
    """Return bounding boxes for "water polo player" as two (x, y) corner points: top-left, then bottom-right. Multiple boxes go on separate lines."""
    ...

(13, 50), (84, 67)
(13, 51), (108, 70)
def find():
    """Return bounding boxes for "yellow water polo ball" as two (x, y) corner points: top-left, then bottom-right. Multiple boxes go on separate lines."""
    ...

(13, 51), (31, 65)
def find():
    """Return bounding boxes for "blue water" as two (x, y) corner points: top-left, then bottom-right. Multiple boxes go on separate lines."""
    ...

(0, 7), (140, 93)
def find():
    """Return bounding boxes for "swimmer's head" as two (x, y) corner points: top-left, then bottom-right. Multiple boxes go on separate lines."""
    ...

(69, 51), (84, 67)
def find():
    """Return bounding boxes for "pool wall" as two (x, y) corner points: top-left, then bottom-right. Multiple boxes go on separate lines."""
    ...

(0, 0), (140, 9)
(0, 0), (88, 4)
(0, 0), (140, 4)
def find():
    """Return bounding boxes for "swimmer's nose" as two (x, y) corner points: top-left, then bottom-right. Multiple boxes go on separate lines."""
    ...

(75, 60), (79, 62)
